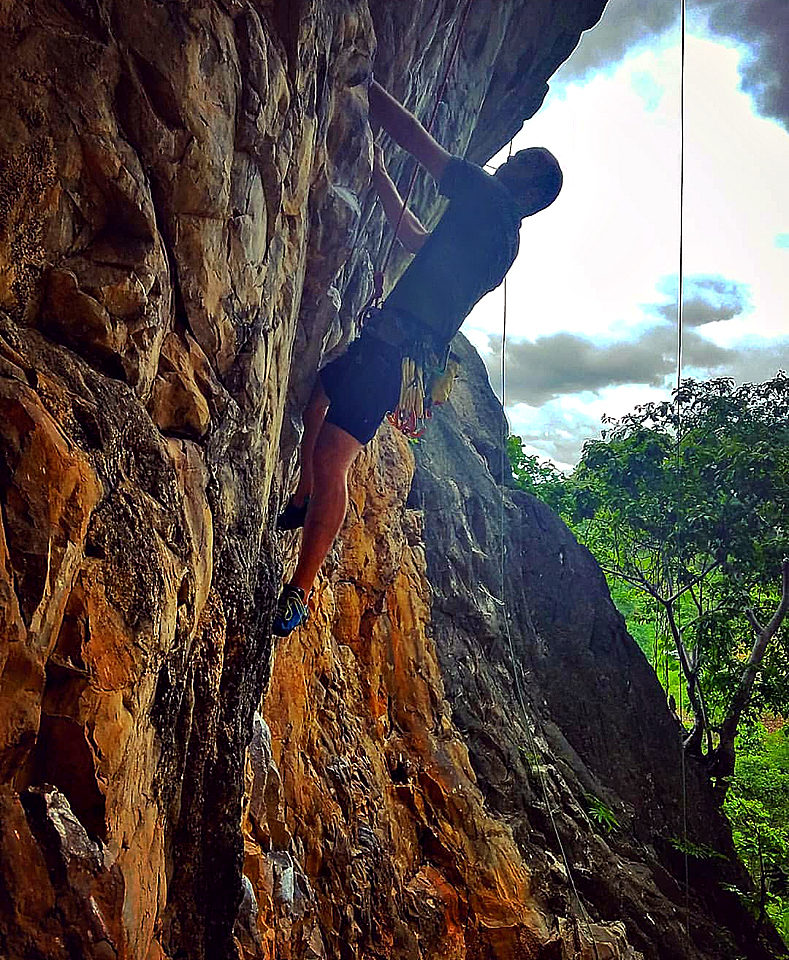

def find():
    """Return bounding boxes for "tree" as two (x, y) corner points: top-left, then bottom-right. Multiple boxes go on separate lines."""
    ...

(512, 375), (789, 791)
(725, 724), (789, 943)
(506, 436), (566, 509)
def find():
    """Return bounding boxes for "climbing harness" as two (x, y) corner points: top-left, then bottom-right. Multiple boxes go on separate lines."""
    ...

(365, 0), (475, 438)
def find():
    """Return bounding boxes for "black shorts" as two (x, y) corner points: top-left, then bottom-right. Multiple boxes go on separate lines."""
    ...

(319, 333), (402, 445)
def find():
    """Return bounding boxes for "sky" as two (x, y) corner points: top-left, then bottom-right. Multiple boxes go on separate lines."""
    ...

(462, 0), (789, 468)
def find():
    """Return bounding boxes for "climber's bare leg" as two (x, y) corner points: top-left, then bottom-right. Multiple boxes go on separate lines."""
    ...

(290, 422), (362, 594)
(292, 379), (330, 507)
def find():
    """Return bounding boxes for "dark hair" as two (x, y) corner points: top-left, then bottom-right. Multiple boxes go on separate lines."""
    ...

(527, 148), (563, 211)
(496, 147), (563, 215)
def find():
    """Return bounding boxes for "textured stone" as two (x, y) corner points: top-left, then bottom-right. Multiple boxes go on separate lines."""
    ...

(258, 338), (782, 960)
(149, 333), (218, 439)
(411, 336), (778, 959)
(0, 786), (66, 960)
(0, 1), (781, 959)
(266, 428), (555, 958)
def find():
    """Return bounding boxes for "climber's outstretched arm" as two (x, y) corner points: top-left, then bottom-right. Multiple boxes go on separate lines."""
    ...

(372, 145), (428, 254)
(369, 80), (451, 181)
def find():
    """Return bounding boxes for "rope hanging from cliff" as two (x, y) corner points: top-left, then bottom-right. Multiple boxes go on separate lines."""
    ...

(497, 141), (602, 960)
(493, 0), (691, 952)
(676, 0), (691, 941)
(676, 2), (685, 409)
(371, 0), (475, 305)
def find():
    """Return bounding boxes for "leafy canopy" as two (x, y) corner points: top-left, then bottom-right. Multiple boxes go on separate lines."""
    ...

(508, 374), (789, 761)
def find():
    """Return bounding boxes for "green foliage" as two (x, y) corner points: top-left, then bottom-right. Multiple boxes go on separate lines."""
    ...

(507, 375), (789, 763)
(506, 436), (567, 511)
(668, 836), (726, 861)
(508, 376), (789, 948)
(771, 900), (789, 949)
(725, 724), (789, 946)
(585, 794), (620, 833)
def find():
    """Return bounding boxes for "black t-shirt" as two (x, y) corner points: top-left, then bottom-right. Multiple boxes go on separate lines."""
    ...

(383, 157), (523, 347)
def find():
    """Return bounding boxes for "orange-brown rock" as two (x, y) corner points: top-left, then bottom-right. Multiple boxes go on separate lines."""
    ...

(150, 332), (217, 439)
(0, 2), (782, 959)
(263, 428), (552, 957)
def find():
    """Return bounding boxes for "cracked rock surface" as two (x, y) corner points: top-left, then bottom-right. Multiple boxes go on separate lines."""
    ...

(0, 1), (781, 958)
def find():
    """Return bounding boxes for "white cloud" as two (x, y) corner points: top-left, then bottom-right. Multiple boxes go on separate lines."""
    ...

(461, 27), (789, 465)
(557, 0), (789, 130)
(681, 36), (789, 342)
(465, 43), (684, 348)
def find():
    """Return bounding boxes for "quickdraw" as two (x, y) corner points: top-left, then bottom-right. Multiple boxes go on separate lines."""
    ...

(387, 353), (460, 439)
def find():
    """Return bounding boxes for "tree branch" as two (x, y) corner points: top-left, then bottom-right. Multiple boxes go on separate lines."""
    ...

(681, 600), (727, 633)
(713, 558), (789, 783)
(662, 599), (707, 750)
(764, 558), (789, 639)
(600, 565), (660, 599)
(746, 608), (765, 635)
(688, 583), (702, 619)
(665, 559), (721, 605)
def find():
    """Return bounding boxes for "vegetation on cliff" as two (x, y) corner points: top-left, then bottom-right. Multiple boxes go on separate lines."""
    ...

(724, 723), (789, 946)
(509, 372), (789, 947)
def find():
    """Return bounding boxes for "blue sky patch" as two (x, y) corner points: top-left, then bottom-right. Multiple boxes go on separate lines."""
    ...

(646, 274), (751, 328)
(630, 69), (664, 111)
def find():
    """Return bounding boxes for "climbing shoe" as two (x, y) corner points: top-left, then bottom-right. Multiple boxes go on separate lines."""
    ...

(272, 584), (309, 637)
(277, 497), (309, 531)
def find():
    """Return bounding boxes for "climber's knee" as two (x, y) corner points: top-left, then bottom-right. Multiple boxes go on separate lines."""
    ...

(313, 422), (362, 487)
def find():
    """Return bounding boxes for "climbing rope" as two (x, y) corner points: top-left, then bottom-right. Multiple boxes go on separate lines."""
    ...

(367, 0), (690, 946)
(497, 141), (602, 958)
(677, 0), (691, 940)
(369, 0), (605, 943)
(492, 0), (693, 953)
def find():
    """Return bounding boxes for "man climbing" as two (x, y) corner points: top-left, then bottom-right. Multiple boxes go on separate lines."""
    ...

(273, 79), (563, 637)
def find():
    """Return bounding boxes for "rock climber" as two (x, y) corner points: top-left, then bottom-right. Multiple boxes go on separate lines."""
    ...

(272, 79), (563, 637)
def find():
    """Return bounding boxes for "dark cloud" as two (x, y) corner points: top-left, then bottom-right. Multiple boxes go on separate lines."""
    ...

(486, 326), (727, 405)
(680, 297), (742, 327)
(555, 0), (676, 84)
(720, 342), (789, 386)
(649, 274), (751, 327)
(700, 0), (789, 128)
(485, 330), (789, 465)
(483, 325), (789, 407)
(554, 0), (789, 129)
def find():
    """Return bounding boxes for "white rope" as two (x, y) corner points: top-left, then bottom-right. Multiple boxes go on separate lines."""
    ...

(677, 0), (691, 940)
(497, 141), (602, 960)
(498, 0), (691, 947)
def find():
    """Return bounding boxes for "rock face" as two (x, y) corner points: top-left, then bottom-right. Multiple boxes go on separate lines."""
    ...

(0, 2), (780, 959)
(411, 338), (782, 959)
(261, 337), (780, 960)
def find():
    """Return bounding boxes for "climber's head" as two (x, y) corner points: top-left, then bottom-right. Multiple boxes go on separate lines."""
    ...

(494, 147), (563, 216)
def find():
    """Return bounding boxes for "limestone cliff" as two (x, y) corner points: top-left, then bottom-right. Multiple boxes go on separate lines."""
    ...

(0, 2), (779, 959)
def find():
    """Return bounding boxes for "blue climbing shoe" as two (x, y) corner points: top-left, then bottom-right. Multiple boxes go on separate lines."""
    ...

(272, 584), (309, 637)
(277, 497), (309, 531)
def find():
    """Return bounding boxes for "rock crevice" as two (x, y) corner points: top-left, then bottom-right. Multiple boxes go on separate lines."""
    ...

(0, 2), (779, 959)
